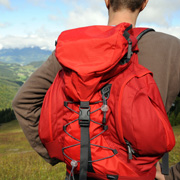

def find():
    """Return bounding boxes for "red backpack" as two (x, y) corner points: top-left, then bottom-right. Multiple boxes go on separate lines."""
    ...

(39, 23), (175, 180)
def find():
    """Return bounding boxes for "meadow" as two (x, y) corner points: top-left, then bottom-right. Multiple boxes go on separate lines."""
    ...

(0, 121), (66, 180)
(0, 120), (179, 180)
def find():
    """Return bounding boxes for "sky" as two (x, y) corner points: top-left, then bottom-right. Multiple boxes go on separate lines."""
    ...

(0, 0), (180, 50)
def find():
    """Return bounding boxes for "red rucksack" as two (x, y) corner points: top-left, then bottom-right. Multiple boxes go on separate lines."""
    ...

(39, 23), (175, 180)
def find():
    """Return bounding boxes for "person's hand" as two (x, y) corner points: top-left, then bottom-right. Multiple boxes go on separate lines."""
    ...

(155, 162), (165, 180)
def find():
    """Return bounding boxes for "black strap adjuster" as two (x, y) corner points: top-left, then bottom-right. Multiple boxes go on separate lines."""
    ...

(79, 101), (90, 127)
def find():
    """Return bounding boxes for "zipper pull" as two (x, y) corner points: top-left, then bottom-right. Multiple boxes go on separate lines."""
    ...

(127, 145), (133, 160)
(125, 139), (134, 160)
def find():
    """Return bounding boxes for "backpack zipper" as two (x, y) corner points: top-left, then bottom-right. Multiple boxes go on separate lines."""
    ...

(124, 139), (139, 160)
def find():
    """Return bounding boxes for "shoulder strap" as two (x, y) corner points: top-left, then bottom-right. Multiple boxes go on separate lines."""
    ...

(162, 153), (169, 175)
(133, 28), (155, 41)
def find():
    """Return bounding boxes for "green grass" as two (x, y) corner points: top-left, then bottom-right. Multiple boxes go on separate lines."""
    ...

(169, 125), (180, 166)
(0, 79), (20, 110)
(0, 120), (66, 180)
(0, 120), (179, 179)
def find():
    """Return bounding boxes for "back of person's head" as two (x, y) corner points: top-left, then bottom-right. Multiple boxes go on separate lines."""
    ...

(110, 0), (146, 12)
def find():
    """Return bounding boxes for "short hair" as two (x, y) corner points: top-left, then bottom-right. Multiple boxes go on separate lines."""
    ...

(110, 0), (145, 12)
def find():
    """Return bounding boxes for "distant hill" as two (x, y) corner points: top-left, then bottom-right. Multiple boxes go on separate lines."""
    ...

(0, 47), (52, 65)
(0, 46), (50, 109)
(0, 61), (44, 110)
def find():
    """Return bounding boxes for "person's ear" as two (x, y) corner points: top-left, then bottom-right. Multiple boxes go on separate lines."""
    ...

(105, 0), (110, 9)
(140, 0), (149, 12)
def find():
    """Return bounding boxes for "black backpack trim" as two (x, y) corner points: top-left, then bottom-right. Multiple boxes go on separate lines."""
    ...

(136, 28), (155, 41)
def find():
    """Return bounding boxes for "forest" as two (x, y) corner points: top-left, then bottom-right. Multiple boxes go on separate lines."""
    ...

(0, 108), (16, 124)
(168, 96), (180, 126)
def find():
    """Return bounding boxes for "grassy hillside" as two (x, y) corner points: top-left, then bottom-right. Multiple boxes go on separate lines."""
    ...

(169, 125), (180, 166)
(0, 120), (66, 180)
(0, 79), (19, 110)
(0, 120), (179, 180)
(0, 46), (50, 110)
(0, 61), (43, 110)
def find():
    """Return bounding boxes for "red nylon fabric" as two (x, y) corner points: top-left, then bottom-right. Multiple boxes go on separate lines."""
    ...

(55, 23), (137, 101)
(39, 23), (175, 180)
(55, 23), (135, 75)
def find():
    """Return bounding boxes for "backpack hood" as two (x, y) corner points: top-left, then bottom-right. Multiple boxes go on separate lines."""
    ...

(55, 23), (137, 101)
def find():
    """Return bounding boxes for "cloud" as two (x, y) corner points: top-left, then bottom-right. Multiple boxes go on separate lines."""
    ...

(138, 0), (180, 27)
(0, 22), (9, 28)
(0, 0), (12, 10)
(48, 15), (59, 21)
(65, 6), (107, 29)
(27, 0), (45, 6)
(63, 0), (180, 29)
(0, 26), (61, 51)
(155, 26), (180, 39)
(62, 0), (107, 29)
(1, 0), (180, 51)
(27, 0), (56, 7)
(62, 0), (180, 27)
(0, 35), (55, 51)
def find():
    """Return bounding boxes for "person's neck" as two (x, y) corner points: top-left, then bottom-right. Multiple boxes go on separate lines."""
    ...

(107, 9), (139, 27)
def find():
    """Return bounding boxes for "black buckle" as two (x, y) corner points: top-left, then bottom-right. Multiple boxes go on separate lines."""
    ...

(127, 40), (132, 59)
(55, 40), (57, 46)
(79, 101), (90, 127)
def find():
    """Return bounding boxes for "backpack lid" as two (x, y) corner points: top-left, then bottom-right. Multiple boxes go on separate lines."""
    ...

(55, 23), (138, 101)
(55, 23), (138, 75)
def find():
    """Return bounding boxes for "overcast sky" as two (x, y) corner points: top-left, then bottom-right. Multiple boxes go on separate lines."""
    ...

(0, 0), (180, 50)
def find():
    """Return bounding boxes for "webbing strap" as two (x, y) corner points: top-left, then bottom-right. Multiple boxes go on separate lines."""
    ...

(79, 126), (89, 180)
(88, 144), (94, 172)
(135, 28), (155, 41)
(79, 101), (93, 180)
(161, 153), (169, 175)
(123, 24), (133, 40)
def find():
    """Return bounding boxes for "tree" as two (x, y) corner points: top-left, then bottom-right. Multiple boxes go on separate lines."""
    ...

(168, 96), (180, 126)
(0, 108), (16, 124)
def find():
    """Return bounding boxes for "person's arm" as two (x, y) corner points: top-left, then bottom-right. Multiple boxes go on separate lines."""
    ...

(165, 162), (180, 180)
(12, 51), (62, 165)
(156, 162), (165, 180)
(156, 162), (180, 180)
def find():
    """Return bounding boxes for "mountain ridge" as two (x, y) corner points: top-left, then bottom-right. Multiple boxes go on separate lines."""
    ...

(0, 46), (52, 65)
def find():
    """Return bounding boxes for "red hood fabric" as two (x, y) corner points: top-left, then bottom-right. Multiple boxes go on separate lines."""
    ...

(55, 23), (138, 101)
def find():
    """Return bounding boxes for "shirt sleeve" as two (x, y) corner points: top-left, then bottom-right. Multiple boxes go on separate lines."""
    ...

(165, 162), (180, 180)
(12, 51), (62, 165)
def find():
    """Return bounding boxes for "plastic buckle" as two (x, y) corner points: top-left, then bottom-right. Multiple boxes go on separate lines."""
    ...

(127, 40), (132, 59)
(79, 101), (90, 127)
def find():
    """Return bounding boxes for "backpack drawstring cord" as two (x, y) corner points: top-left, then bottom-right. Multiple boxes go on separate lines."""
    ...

(69, 160), (78, 180)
